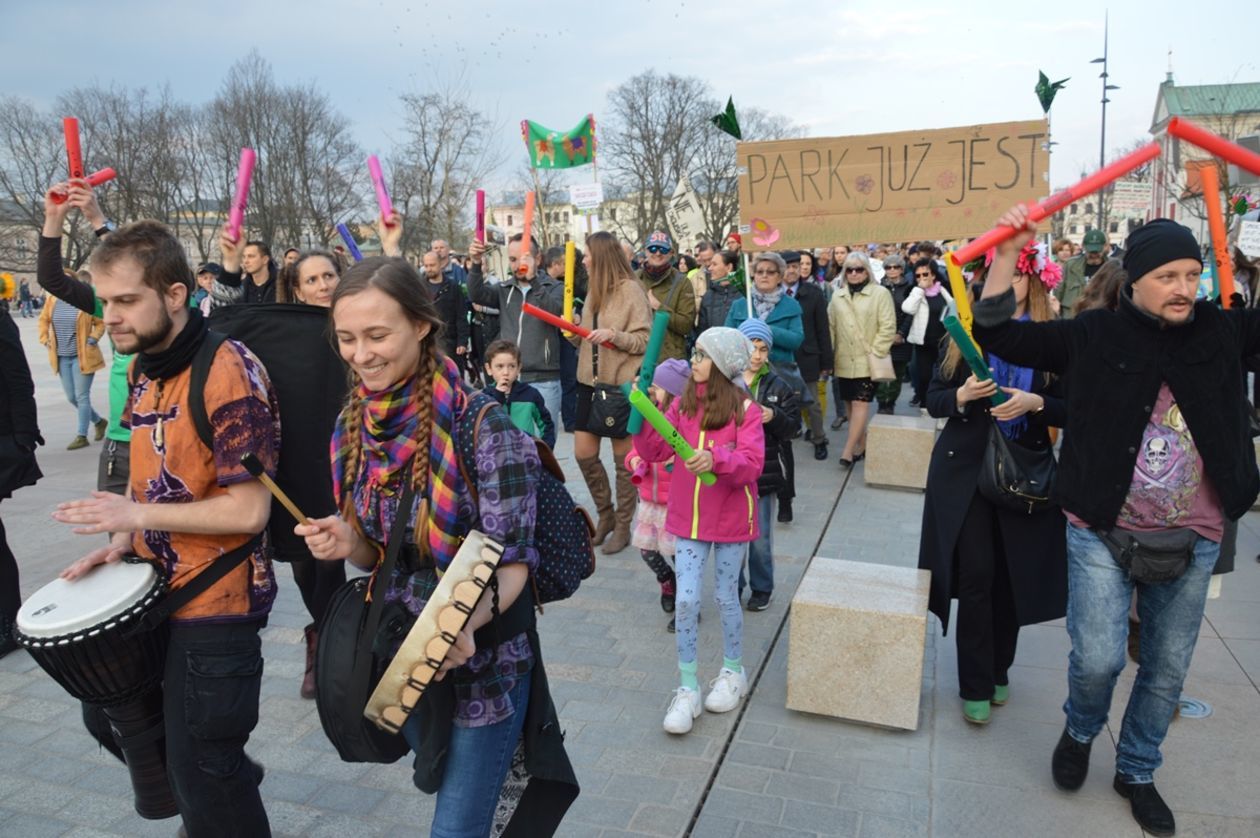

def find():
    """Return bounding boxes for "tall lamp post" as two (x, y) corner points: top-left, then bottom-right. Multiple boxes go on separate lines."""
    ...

(1090, 11), (1121, 233)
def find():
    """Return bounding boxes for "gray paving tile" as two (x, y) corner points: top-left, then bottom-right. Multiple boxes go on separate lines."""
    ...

(778, 799), (861, 835)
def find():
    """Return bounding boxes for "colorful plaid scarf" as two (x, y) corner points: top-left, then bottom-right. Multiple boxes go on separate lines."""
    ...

(331, 356), (467, 571)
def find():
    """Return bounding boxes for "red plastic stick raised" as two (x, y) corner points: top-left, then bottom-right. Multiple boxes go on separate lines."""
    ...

(517, 191), (535, 276)
(63, 117), (84, 179)
(475, 189), (486, 244)
(49, 168), (117, 205)
(1168, 117), (1260, 177)
(954, 142), (1161, 265)
(522, 303), (614, 348)
(1200, 164), (1236, 307)
(226, 148), (256, 244)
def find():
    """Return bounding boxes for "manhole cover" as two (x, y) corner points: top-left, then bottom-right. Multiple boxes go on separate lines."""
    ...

(1178, 697), (1212, 719)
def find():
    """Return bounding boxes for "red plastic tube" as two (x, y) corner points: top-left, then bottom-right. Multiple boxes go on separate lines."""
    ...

(521, 303), (615, 348)
(1168, 117), (1260, 177)
(63, 117), (84, 179)
(50, 168), (117, 204)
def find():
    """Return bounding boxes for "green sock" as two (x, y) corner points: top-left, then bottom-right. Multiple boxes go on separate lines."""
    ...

(723, 657), (742, 674)
(679, 660), (699, 691)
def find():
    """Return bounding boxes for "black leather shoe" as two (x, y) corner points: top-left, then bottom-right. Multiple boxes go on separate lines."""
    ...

(1113, 775), (1175, 836)
(1051, 728), (1091, 791)
(813, 443), (829, 461)
(777, 500), (793, 523)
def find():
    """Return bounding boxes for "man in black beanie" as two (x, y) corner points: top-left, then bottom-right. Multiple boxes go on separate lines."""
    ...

(972, 205), (1257, 837)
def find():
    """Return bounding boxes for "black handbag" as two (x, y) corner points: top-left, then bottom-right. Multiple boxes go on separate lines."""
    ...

(976, 419), (1057, 514)
(1099, 528), (1196, 584)
(314, 468), (417, 764)
(586, 313), (630, 438)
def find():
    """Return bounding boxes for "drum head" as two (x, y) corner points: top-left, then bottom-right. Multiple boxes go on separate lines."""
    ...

(17, 560), (159, 638)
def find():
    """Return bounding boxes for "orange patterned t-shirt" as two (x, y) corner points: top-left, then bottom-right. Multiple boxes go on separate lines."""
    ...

(124, 339), (281, 623)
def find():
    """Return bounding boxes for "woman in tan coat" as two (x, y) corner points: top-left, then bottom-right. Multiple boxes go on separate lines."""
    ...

(827, 251), (896, 467)
(38, 273), (106, 450)
(573, 231), (652, 554)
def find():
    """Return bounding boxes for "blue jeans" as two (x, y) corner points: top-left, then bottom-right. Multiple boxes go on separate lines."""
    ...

(740, 495), (776, 596)
(675, 539), (744, 665)
(530, 378), (563, 440)
(402, 669), (531, 838)
(1063, 524), (1218, 783)
(559, 340), (578, 430)
(57, 356), (102, 436)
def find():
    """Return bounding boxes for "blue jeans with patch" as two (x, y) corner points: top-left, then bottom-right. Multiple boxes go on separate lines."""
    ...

(402, 669), (531, 838)
(1063, 523), (1217, 783)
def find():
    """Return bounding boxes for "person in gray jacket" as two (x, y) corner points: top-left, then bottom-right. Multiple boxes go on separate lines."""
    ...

(468, 233), (566, 426)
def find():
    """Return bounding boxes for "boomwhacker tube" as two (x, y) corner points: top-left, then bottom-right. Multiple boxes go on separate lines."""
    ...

(945, 253), (972, 334)
(1168, 117), (1260, 177)
(226, 148), (256, 243)
(475, 189), (486, 244)
(518, 192), (535, 276)
(63, 117), (84, 179)
(336, 223), (363, 263)
(953, 142), (1161, 266)
(943, 315), (1007, 406)
(628, 389), (717, 486)
(521, 303), (615, 348)
(50, 168), (117, 205)
(624, 310), (672, 435)
(367, 155), (395, 225)
(1200, 165), (1236, 307)
(562, 241), (576, 335)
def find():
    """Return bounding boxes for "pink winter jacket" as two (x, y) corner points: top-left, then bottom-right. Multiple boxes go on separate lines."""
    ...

(625, 446), (674, 505)
(632, 389), (765, 543)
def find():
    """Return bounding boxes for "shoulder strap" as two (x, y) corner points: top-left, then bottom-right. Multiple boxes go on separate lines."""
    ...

(190, 331), (230, 451)
(133, 530), (264, 632)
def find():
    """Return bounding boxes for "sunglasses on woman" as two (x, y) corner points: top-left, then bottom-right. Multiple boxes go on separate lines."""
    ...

(844, 266), (866, 274)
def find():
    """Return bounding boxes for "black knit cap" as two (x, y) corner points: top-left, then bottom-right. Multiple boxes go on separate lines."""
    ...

(1122, 219), (1202, 285)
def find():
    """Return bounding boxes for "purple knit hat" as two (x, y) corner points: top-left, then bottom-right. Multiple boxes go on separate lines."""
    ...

(652, 358), (691, 397)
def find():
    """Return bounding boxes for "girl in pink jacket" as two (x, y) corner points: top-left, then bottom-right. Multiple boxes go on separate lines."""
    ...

(633, 327), (765, 735)
(626, 359), (690, 628)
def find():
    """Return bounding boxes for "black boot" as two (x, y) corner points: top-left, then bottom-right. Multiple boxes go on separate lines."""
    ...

(1113, 775), (1175, 836)
(1051, 728), (1092, 791)
(777, 498), (793, 523)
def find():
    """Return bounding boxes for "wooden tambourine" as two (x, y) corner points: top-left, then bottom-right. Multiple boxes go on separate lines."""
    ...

(365, 530), (505, 733)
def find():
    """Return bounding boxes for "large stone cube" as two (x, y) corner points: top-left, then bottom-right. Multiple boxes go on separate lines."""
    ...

(863, 414), (937, 491)
(787, 557), (930, 730)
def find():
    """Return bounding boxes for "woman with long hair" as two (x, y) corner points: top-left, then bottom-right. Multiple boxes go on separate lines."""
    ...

(918, 240), (1068, 725)
(277, 250), (341, 306)
(572, 231), (652, 555)
(298, 256), (575, 834)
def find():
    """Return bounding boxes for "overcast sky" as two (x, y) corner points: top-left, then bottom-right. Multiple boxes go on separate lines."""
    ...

(4, 0), (1253, 196)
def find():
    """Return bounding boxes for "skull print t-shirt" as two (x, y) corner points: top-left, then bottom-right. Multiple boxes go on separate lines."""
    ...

(1115, 382), (1224, 542)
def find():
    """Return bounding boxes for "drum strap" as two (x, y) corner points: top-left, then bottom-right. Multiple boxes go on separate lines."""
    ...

(133, 530), (265, 633)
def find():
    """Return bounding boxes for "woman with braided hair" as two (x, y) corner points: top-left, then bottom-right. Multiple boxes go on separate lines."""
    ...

(297, 256), (576, 836)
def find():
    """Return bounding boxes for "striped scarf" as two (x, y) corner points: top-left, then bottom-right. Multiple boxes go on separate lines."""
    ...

(331, 356), (467, 571)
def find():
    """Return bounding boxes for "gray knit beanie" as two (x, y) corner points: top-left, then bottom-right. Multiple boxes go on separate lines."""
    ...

(695, 327), (753, 382)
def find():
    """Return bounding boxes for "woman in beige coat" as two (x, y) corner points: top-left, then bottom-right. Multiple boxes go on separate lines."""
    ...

(827, 251), (896, 467)
(573, 231), (652, 554)
(38, 275), (106, 450)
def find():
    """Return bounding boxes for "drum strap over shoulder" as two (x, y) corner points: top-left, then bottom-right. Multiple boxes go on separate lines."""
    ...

(133, 530), (264, 633)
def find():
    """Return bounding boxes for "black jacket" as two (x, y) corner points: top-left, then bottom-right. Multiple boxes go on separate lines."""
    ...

(883, 277), (915, 363)
(424, 277), (470, 359)
(0, 309), (42, 499)
(918, 354), (1067, 632)
(973, 287), (1260, 527)
(748, 366), (800, 497)
(789, 281), (834, 381)
(215, 260), (279, 305)
(697, 280), (742, 337)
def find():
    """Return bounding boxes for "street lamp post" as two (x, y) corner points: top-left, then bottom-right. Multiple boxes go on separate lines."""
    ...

(1091, 11), (1121, 233)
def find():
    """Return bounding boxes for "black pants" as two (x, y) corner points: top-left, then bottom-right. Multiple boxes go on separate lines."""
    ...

(912, 344), (941, 404)
(290, 558), (346, 627)
(97, 439), (130, 495)
(0, 518), (19, 645)
(84, 621), (270, 837)
(954, 493), (1020, 701)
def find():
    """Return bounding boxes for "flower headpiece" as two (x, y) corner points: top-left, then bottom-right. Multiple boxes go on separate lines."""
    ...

(984, 240), (1062, 291)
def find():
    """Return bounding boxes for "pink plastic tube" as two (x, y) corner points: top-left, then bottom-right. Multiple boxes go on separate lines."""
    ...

(368, 155), (395, 225)
(953, 142), (1161, 266)
(630, 460), (649, 485)
(50, 168), (117, 205)
(475, 189), (486, 244)
(227, 148), (256, 243)
(1168, 117), (1260, 177)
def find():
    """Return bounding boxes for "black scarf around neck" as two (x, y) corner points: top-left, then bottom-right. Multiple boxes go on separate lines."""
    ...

(847, 279), (870, 295)
(136, 307), (209, 381)
(644, 262), (673, 281)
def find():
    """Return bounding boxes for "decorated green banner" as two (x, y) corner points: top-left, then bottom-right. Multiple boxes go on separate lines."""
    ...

(522, 115), (596, 169)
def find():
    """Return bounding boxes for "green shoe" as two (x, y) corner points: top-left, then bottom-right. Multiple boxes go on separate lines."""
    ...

(67, 435), (89, 451)
(963, 699), (991, 725)
(992, 684), (1009, 706)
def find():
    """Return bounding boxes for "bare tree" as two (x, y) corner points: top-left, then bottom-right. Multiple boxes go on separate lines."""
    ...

(0, 97), (73, 272)
(389, 77), (503, 257)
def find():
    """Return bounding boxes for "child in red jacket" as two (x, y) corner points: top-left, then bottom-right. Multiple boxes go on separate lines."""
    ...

(633, 327), (765, 735)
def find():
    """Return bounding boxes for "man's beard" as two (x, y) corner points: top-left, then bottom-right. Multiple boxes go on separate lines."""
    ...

(131, 306), (175, 354)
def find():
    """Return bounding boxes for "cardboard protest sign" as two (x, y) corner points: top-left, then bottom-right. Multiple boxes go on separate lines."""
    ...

(1238, 220), (1260, 258)
(666, 176), (706, 247)
(736, 120), (1048, 248)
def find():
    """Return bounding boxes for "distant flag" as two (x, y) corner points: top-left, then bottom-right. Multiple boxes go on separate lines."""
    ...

(1035, 71), (1069, 114)
(711, 96), (742, 140)
(522, 115), (596, 169)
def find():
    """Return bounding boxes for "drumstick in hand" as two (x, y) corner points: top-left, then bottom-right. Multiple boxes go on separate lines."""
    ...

(240, 453), (310, 525)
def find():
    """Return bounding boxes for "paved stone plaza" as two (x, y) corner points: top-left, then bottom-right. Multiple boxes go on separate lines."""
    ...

(2, 313), (1258, 837)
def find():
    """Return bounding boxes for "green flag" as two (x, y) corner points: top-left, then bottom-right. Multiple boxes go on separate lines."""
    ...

(711, 96), (742, 140)
(1035, 71), (1069, 114)
(522, 115), (596, 169)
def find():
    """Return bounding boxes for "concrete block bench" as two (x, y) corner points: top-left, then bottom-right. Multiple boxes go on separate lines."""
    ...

(787, 557), (931, 730)
(863, 414), (937, 492)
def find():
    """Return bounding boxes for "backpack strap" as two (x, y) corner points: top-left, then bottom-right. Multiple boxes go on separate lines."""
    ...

(189, 331), (230, 451)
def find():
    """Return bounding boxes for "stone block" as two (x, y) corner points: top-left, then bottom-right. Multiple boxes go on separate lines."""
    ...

(863, 414), (937, 491)
(787, 558), (930, 730)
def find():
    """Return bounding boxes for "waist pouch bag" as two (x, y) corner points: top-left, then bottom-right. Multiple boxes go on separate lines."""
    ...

(1099, 527), (1197, 584)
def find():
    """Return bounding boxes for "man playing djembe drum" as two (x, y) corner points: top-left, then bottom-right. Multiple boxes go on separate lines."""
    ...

(53, 221), (279, 837)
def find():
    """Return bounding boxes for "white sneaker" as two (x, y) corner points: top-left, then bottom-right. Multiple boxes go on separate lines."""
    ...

(704, 668), (748, 713)
(663, 687), (702, 734)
